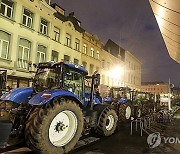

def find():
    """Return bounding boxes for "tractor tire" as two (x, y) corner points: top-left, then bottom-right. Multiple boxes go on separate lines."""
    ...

(141, 103), (150, 116)
(133, 105), (142, 119)
(97, 107), (118, 136)
(118, 102), (132, 121)
(25, 99), (84, 154)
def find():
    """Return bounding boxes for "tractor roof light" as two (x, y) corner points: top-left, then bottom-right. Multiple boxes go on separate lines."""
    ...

(41, 93), (52, 99)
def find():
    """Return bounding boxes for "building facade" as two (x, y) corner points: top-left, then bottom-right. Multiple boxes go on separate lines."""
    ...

(124, 51), (142, 90)
(141, 82), (169, 94)
(81, 32), (102, 76)
(0, 0), (141, 91)
(0, 0), (84, 88)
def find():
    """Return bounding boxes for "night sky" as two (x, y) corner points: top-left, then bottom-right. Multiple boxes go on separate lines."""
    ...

(53, 0), (180, 86)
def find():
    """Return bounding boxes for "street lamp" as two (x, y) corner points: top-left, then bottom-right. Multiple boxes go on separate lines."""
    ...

(108, 66), (124, 86)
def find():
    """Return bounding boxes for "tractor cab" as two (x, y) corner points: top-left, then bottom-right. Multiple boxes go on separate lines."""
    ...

(106, 87), (131, 103)
(33, 62), (88, 101)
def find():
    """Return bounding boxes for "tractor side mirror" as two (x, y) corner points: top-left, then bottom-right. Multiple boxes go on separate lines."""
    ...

(94, 74), (100, 87)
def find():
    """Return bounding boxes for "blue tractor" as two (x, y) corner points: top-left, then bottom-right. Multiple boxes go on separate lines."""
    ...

(0, 62), (118, 153)
(103, 87), (143, 121)
(103, 87), (133, 121)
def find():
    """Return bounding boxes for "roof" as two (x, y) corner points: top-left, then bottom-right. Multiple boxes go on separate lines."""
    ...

(149, 0), (180, 63)
(35, 62), (88, 75)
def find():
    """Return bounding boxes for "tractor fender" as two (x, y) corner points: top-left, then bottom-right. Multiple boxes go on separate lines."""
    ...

(103, 97), (112, 103)
(93, 104), (109, 127)
(0, 87), (34, 104)
(28, 89), (83, 107)
(118, 98), (130, 104)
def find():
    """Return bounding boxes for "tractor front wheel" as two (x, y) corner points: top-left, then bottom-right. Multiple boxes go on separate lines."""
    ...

(118, 102), (132, 121)
(25, 99), (84, 154)
(97, 107), (118, 136)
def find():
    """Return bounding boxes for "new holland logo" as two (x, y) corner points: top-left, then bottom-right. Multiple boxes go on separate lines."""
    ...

(147, 132), (161, 148)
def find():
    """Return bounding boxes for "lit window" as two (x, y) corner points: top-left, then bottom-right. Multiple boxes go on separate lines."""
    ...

(0, 0), (14, 18)
(75, 38), (80, 51)
(97, 51), (99, 59)
(40, 18), (48, 35)
(0, 31), (10, 59)
(83, 43), (87, 54)
(90, 47), (94, 57)
(18, 38), (31, 69)
(65, 33), (71, 47)
(53, 27), (60, 42)
(22, 9), (33, 28)
(37, 45), (46, 63)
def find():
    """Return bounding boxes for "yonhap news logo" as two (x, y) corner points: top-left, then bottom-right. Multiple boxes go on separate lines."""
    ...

(147, 132), (161, 148)
(147, 132), (180, 149)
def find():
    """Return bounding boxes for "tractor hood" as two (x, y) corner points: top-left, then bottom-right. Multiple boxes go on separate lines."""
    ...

(29, 89), (80, 105)
(118, 98), (130, 104)
(0, 87), (34, 104)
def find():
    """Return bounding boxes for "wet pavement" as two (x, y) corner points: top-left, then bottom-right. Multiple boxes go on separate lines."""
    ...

(0, 109), (180, 154)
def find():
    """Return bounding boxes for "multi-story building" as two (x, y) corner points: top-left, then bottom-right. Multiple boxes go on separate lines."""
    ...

(104, 39), (141, 90)
(81, 32), (102, 76)
(124, 51), (142, 90)
(0, 0), (84, 88)
(141, 82), (169, 94)
(0, 0), (141, 91)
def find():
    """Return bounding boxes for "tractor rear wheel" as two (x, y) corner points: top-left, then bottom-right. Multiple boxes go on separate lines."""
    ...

(118, 102), (132, 121)
(97, 107), (118, 136)
(141, 102), (150, 116)
(25, 99), (84, 154)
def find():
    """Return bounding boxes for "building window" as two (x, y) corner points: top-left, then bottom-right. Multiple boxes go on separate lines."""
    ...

(90, 47), (94, 57)
(102, 60), (105, 68)
(107, 62), (110, 70)
(82, 61), (87, 69)
(75, 38), (80, 51)
(51, 50), (58, 62)
(96, 51), (99, 59)
(74, 58), (79, 65)
(64, 55), (70, 63)
(83, 43), (87, 54)
(37, 45), (46, 63)
(0, 0), (14, 18)
(53, 27), (60, 42)
(40, 18), (48, 35)
(22, 9), (33, 28)
(102, 75), (105, 84)
(0, 31), (10, 59)
(65, 33), (71, 47)
(90, 64), (94, 75)
(18, 38), (31, 69)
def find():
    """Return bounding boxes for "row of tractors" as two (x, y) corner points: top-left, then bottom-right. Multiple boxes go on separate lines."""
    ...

(0, 62), (161, 154)
(101, 87), (161, 122)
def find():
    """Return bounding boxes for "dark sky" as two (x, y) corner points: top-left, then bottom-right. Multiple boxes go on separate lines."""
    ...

(53, 0), (180, 86)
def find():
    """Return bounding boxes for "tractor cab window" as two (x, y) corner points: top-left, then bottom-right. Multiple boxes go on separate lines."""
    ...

(34, 68), (61, 91)
(112, 89), (126, 99)
(64, 70), (83, 100)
